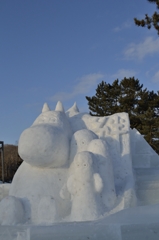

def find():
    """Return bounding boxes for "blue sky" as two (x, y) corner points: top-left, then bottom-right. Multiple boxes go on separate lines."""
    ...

(1, 0), (159, 144)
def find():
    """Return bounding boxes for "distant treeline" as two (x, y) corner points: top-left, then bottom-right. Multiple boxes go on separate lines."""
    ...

(0, 145), (23, 182)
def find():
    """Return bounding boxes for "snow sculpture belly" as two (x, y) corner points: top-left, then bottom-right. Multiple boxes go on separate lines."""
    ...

(9, 162), (70, 224)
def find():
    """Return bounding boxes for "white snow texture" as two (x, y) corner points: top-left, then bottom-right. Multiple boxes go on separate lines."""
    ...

(0, 100), (159, 234)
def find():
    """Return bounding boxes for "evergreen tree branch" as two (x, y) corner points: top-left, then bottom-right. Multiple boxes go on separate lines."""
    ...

(134, 0), (159, 35)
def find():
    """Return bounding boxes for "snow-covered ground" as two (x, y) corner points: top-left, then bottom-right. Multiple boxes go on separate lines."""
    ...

(0, 205), (159, 240)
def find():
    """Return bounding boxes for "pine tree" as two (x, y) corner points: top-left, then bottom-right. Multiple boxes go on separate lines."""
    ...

(86, 78), (159, 154)
(86, 80), (121, 116)
(118, 78), (143, 129)
(152, 115), (159, 152)
(134, 0), (159, 35)
(139, 107), (156, 148)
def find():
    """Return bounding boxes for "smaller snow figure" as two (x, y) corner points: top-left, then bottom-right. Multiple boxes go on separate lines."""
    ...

(66, 151), (103, 221)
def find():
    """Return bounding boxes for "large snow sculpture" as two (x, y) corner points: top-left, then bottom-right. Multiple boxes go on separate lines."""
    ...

(0, 102), (136, 225)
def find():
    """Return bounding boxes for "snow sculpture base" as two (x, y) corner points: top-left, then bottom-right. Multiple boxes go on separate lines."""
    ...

(1, 205), (159, 240)
(0, 101), (159, 239)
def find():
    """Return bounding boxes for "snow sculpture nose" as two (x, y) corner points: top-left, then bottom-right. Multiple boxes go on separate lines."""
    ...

(18, 124), (70, 168)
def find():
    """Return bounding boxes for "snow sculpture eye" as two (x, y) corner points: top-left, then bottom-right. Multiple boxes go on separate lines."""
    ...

(48, 117), (58, 124)
(33, 111), (61, 126)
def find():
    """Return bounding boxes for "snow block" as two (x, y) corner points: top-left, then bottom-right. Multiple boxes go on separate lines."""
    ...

(68, 111), (134, 193)
(130, 129), (159, 168)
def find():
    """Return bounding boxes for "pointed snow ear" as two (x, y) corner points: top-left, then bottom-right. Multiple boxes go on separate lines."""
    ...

(72, 102), (79, 112)
(42, 103), (50, 113)
(66, 102), (79, 113)
(55, 101), (65, 112)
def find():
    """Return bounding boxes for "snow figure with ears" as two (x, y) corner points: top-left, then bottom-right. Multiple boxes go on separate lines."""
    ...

(0, 101), (73, 225)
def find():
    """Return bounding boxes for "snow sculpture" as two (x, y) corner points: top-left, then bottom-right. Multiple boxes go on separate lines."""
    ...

(65, 151), (103, 221)
(0, 101), (136, 225)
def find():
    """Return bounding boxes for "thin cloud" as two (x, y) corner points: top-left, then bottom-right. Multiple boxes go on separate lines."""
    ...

(111, 69), (137, 80)
(50, 73), (104, 102)
(145, 63), (159, 78)
(152, 71), (159, 83)
(124, 37), (159, 60)
(113, 21), (131, 32)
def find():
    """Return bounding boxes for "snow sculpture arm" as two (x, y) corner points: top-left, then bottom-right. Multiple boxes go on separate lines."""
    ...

(60, 183), (71, 200)
(60, 175), (76, 200)
(93, 173), (103, 193)
(67, 175), (77, 196)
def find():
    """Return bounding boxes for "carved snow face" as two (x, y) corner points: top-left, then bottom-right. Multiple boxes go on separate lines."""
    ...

(72, 152), (94, 177)
(32, 110), (72, 139)
(18, 109), (72, 168)
(75, 158), (93, 170)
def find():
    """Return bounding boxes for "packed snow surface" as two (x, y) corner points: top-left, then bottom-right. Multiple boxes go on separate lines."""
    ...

(0, 101), (159, 239)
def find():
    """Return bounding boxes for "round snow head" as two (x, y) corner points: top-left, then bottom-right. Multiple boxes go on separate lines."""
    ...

(72, 151), (95, 179)
(74, 151), (93, 168)
(70, 129), (98, 164)
(18, 124), (70, 168)
(32, 111), (72, 139)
